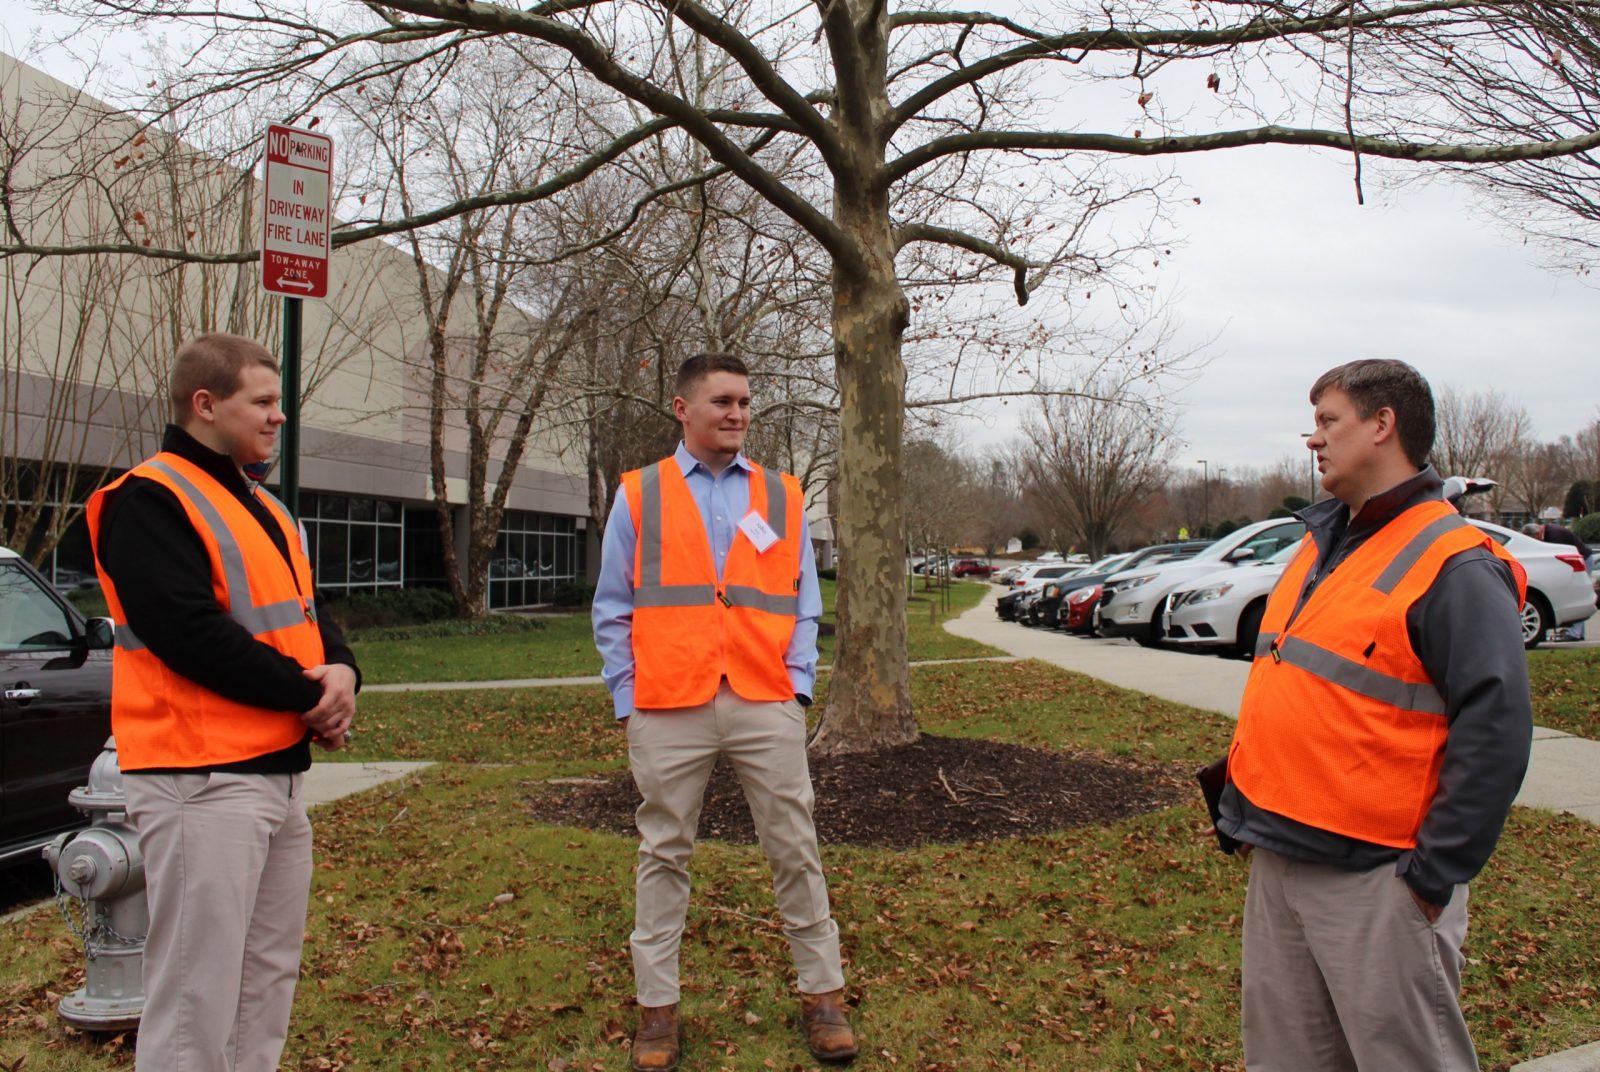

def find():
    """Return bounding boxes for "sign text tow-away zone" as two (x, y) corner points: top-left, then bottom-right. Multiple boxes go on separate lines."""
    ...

(261, 124), (333, 299)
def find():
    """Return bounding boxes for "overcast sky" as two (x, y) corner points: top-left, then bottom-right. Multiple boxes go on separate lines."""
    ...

(8, 12), (1599, 480)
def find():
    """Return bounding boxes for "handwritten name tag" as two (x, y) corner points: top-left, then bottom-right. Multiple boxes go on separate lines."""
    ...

(738, 510), (780, 553)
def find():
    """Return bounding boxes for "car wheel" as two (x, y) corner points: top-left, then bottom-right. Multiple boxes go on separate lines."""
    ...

(1235, 599), (1266, 660)
(1135, 617), (1164, 648)
(1521, 593), (1553, 650)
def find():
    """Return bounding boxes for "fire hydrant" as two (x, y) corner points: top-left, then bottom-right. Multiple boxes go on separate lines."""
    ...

(43, 735), (147, 1031)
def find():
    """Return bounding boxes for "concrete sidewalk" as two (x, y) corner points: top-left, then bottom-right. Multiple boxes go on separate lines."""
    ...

(946, 586), (1600, 825)
(303, 760), (433, 807)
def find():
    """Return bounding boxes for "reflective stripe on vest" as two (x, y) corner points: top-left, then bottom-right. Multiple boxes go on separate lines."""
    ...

(1229, 499), (1527, 847)
(110, 458), (311, 651)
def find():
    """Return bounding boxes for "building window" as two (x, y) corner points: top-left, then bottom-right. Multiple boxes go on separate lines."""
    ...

(302, 493), (404, 595)
(488, 510), (579, 609)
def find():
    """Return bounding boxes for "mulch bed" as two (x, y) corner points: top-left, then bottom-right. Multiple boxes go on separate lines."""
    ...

(529, 734), (1184, 847)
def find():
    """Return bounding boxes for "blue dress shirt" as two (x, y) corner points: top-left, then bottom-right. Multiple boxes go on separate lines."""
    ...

(591, 442), (823, 719)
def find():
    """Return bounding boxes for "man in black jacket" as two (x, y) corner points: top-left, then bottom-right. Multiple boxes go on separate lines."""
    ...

(91, 333), (359, 1072)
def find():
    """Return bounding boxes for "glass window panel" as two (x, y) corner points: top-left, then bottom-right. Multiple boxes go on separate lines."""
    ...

(0, 563), (75, 650)
(349, 498), (376, 523)
(377, 499), (400, 524)
(540, 534), (555, 577)
(320, 495), (348, 520)
(377, 528), (401, 584)
(349, 526), (376, 583)
(318, 523), (349, 585)
(489, 580), (508, 610)
(300, 493), (319, 518)
(555, 536), (569, 579)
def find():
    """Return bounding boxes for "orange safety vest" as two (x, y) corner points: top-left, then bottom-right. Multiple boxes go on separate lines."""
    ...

(621, 459), (804, 709)
(1228, 499), (1526, 848)
(87, 452), (324, 770)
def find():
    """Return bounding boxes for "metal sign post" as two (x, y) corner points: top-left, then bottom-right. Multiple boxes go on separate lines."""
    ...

(260, 123), (334, 517)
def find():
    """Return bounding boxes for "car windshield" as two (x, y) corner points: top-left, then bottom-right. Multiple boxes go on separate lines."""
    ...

(1085, 554), (1128, 572)
(1191, 523), (1305, 563)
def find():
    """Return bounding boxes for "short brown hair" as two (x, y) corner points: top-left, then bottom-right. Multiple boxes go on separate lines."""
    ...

(170, 333), (279, 424)
(674, 352), (749, 399)
(1309, 359), (1435, 468)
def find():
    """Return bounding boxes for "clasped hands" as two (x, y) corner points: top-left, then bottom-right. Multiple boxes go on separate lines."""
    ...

(301, 663), (357, 751)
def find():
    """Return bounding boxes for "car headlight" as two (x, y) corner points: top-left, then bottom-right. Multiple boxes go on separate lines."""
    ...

(1116, 573), (1158, 591)
(1182, 583), (1233, 606)
(1068, 585), (1100, 605)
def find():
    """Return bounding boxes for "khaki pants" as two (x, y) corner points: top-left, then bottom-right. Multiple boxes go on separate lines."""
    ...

(124, 771), (313, 1072)
(627, 683), (844, 1007)
(1242, 848), (1477, 1072)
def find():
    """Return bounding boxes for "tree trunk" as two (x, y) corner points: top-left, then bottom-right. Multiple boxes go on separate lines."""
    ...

(809, 226), (917, 753)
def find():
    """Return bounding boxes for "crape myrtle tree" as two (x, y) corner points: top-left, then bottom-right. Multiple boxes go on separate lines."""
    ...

(13, 2), (1600, 753)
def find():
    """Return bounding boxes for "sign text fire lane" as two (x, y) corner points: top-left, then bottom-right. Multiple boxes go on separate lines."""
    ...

(260, 124), (333, 300)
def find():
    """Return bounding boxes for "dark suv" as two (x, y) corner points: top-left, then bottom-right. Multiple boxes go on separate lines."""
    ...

(0, 547), (114, 867)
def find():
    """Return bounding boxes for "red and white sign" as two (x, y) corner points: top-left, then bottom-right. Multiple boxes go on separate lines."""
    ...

(260, 124), (333, 299)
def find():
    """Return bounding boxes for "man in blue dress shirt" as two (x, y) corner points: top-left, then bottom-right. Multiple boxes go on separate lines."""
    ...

(593, 353), (855, 1070)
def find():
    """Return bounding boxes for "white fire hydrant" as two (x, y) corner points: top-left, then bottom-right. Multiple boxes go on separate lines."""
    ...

(43, 736), (146, 1031)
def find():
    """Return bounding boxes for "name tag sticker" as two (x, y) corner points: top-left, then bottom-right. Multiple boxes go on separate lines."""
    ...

(738, 510), (780, 553)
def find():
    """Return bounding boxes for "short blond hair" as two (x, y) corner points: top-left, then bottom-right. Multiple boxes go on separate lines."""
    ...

(170, 333), (279, 424)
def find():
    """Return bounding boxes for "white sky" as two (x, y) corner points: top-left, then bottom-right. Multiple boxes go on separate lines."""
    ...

(8, 8), (1599, 479)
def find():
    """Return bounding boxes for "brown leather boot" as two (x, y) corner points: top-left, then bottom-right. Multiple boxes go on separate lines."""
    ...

(630, 1002), (680, 1072)
(799, 989), (858, 1064)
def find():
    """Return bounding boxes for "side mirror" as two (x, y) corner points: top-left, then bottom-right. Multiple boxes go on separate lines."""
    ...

(84, 618), (117, 651)
(1224, 547), (1257, 563)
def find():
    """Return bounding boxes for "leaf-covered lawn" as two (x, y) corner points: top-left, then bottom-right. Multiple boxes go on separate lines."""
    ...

(6, 659), (1597, 1071)
(1527, 647), (1600, 739)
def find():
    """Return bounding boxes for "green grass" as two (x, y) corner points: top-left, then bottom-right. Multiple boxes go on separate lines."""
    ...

(1528, 647), (1600, 739)
(352, 613), (602, 684)
(9, 657), (1596, 1069)
(352, 578), (1003, 685)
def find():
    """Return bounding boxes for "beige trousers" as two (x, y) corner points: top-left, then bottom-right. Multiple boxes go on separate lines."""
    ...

(1242, 847), (1477, 1072)
(627, 682), (844, 1007)
(124, 771), (313, 1072)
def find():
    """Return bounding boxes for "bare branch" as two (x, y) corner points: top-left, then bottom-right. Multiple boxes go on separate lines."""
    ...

(895, 221), (1031, 305)
(887, 124), (1600, 186)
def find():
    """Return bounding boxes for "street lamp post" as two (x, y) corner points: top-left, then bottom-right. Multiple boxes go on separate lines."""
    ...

(1197, 458), (1210, 531)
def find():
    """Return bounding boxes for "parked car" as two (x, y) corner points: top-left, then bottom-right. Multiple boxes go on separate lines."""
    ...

(951, 558), (994, 578)
(996, 565), (1080, 619)
(1163, 542), (1300, 657)
(1025, 551), (1132, 627)
(1471, 519), (1596, 649)
(1097, 519), (1308, 646)
(0, 547), (115, 868)
(1050, 546), (1194, 633)
(1161, 517), (1592, 655)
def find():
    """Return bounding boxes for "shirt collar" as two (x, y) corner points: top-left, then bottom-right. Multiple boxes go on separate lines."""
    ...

(673, 440), (753, 478)
(161, 423), (254, 499)
(1297, 465), (1444, 542)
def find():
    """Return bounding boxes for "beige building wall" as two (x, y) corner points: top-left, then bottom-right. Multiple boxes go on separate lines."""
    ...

(2, 52), (589, 600)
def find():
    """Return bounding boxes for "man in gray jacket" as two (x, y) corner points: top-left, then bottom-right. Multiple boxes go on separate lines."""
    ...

(1219, 359), (1531, 1071)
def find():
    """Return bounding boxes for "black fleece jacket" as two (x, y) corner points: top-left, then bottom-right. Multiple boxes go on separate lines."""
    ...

(1218, 467), (1532, 906)
(95, 425), (360, 774)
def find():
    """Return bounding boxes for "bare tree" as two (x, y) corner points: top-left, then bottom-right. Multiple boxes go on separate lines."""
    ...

(1504, 439), (1573, 520)
(1432, 386), (1533, 480)
(11, 3), (1600, 752)
(1014, 384), (1177, 560)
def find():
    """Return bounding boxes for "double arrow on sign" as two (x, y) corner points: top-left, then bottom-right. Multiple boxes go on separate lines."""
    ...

(275, 276), (316, 292)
